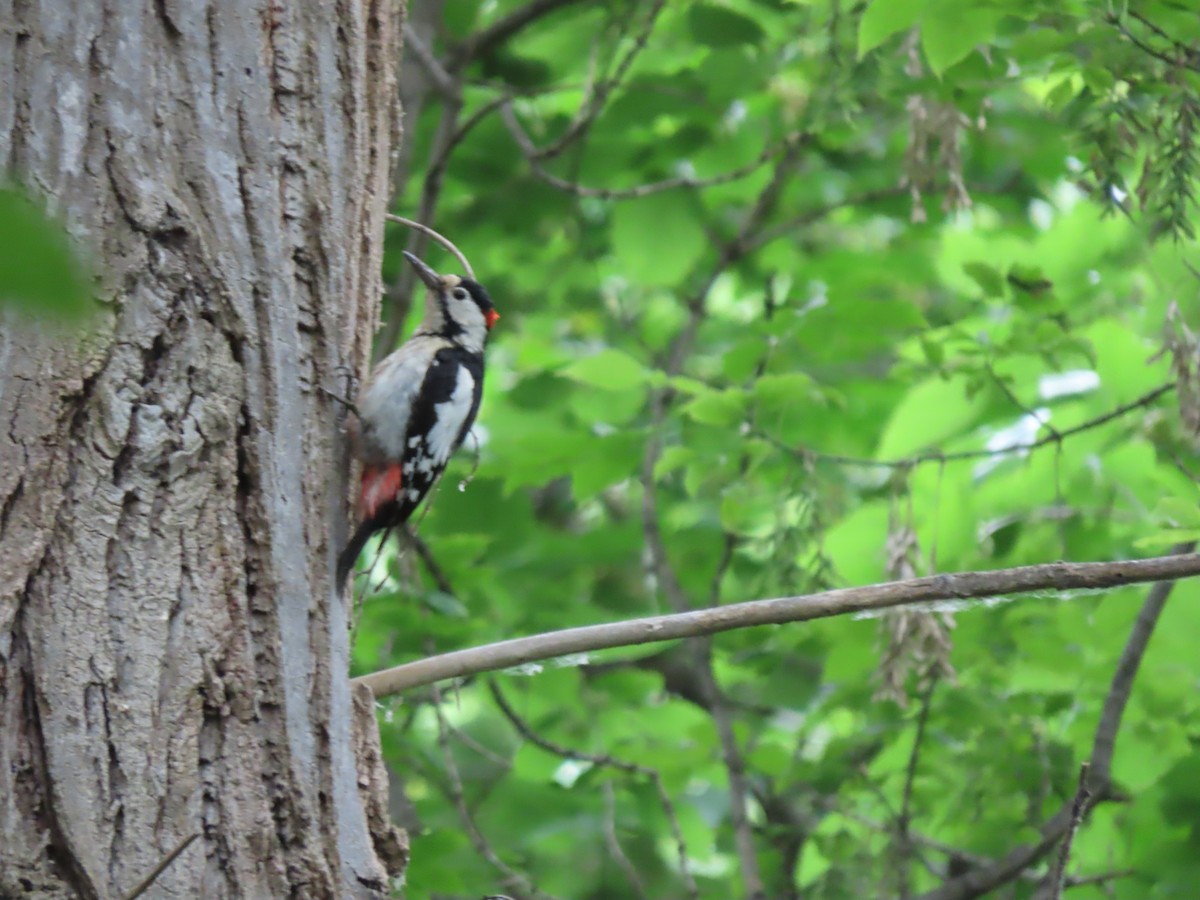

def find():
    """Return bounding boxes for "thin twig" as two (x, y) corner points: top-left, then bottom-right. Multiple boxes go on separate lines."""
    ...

(1063, 869), (1136, 888)
(502, 102), (806, 199)
(385, 214), (475, 280)
(352, 551), (1200, 697)
(404, 528), (456, 595)
(378, 96), (465, 356)
(1048, 763), (1091, 900)
(897, 676), (938, 899)
(489, 682), (700, 899)
(778, 383), (1175, 470)
(1105, 11), (1200, 72)
(914, 542), (1195, 900)
(401, 21), (457, 100)
(602, 781), (650, 900)
(532, 0), (667, 162)
(633, 144), (808, 900)
(491, 681), (640, 773)
(986, 361), (1063, 444)
(453, 0), (590, 68)
(1088, 540), (1196, 779)
(121, 833), (199, 900)
(707, 676), (765, 899)
(747, 185), (909, 249)
(430, 681), (549, 900)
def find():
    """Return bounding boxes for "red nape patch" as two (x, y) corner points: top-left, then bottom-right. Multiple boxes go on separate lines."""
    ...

(359, 465), (403, 520)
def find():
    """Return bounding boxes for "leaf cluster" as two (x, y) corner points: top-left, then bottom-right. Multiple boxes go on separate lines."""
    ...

(351, 1), (1200, 897)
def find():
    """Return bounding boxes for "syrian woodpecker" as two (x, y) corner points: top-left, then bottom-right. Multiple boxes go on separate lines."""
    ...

(337, 250), (499, 584)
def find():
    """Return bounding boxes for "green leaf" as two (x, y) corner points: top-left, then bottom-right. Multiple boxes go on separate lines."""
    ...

(1006, 263), (1054, 297)
(920, 0), (1000, 75)
(689, 5), (766, 47)
(421, 591), (469, 618)
(611, 192), (707, 287)
(1135, 529), (1200, 550)
(0, 187), (92, 318)
(654, 445), (697, 480)
(559, 349), (656, 391)
(753, 372), (816, 406)
(858, 0), (928, 57)
(963, 261), (1005, 298)
(720, 483), (777, 537)
(572, 432), (642, 498)
(877, 375), (986, 459)
(1155, 496), (1200, 528)
(920, 335), (945, 367)
(683, 389), (748, 426)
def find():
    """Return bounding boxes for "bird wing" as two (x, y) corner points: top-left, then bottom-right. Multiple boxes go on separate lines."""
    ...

(355, 336), (442, 464)
(396, 348), (483, 519)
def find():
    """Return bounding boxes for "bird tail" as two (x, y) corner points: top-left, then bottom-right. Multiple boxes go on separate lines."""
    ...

(337, 520), (376, 587)
(339, 463), (405, 587)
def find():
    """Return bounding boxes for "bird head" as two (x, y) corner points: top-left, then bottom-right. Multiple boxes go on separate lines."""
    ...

(405, 250), (499, 352)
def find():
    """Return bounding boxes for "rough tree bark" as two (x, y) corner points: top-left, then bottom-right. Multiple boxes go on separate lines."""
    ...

(0, 2), (408, 897)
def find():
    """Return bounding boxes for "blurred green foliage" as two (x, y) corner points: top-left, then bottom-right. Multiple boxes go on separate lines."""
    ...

(0, 186), (92, 319)
(353, 0), (1200, 897)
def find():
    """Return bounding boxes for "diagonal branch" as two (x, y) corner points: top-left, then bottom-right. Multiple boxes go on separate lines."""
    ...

(1047, 763), (1091, 900)
(452, 0), (591, 69)
(489, 681), (700, 899)
(401, 21), (457, 100)
(897, 676), (938, 898)
(913, 541), (1195, 900)
(776, 383), (1175, 471)
(352, 550), (1200, 697)
(429, 679), (554, 900)
(530, 0), (667, 162)
(633, 145), (809, 900)
(501, 104), (803, 200)
(121, 833), (199, 900)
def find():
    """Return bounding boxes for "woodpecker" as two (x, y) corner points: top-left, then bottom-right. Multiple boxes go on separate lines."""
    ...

(337, 250), (499, 584)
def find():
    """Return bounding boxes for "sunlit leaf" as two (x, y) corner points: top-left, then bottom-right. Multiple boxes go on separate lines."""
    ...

(857, 0), (928, 57)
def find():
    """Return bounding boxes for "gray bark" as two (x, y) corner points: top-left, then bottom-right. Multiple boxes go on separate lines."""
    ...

(0, 1), (407, 897)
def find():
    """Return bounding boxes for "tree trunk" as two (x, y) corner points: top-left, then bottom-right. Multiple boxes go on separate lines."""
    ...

(0, 2), (408, 897)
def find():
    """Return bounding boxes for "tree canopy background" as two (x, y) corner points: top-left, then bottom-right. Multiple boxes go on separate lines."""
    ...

(349, 1), (1200, 897)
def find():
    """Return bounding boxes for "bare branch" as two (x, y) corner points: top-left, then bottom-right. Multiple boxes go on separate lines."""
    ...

(489, 682), (700, 899)
(1105, 10), (1200, 72)
(401, 21), (457, 100)
(602, 782), (650, 900)
(1088, 542), (1196, 779)
(1048, 763), (1091, 900)
(532, 0), (667, 162)
(455, 0), (590, 68)
(378, 96), (465, 356)
(353, 550), (1200, 697)
(914, 543), (1194, 900)
(430, 682), (553, 900)
(1063, 869), (1136, 888)
(707, 675), (765, 899)
(986, 360), (1063, 444)
(121, 833), (199, 900)
(778, 383), (1175, 470)
(501, 102), (805, 199)
(748, 185), (914, 249)
(404, 527), (456, 595)
(384, 214), (476, 279)
(898, 676), (938, 898)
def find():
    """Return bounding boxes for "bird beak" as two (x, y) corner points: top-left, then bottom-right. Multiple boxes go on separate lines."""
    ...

(403, 251), (443, 290)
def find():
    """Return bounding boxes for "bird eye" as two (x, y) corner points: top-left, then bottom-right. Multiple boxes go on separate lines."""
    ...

(452, 288), (469, 301)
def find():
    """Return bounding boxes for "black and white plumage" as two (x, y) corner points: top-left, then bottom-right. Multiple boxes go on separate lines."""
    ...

(337, 251), (498, 584)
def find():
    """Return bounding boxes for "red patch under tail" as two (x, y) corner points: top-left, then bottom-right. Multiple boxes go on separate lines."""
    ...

(359, 464), (403, 520)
